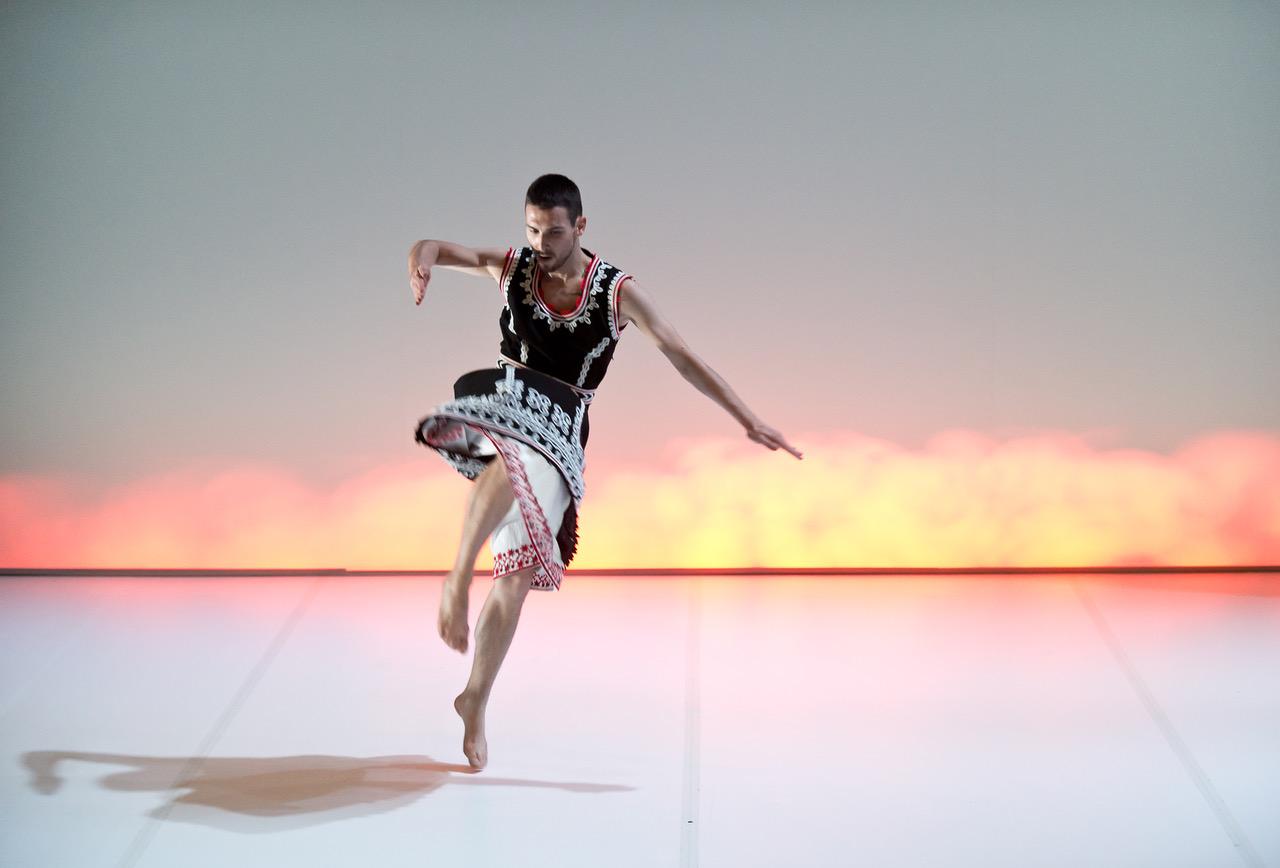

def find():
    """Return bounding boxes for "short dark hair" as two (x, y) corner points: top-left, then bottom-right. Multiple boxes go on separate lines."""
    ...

(525, 174), (582, 223)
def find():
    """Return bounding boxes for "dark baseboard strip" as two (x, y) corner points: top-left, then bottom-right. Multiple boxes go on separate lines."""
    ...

(1, 565), (1276, 577)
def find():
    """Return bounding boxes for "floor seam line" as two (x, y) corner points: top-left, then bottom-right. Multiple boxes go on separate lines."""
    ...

(115, 576), (324, 868)
(679, 578), (702, 868)
(1070, 579), (1263, 868)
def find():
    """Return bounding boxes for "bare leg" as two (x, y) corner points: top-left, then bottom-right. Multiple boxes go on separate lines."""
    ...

(454, 565), (535, 769)
(437, 456), (516, 654)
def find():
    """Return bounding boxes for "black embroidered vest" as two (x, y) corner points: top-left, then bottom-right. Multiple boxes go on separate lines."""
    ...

(497, 246), (631, 393)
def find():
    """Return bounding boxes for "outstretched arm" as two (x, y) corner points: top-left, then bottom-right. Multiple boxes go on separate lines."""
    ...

(618, 278), (803, 459)
(407, 240), (511, 305)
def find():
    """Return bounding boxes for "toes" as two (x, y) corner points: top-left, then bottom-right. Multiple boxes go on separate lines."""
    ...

(438, 617), (468, 652)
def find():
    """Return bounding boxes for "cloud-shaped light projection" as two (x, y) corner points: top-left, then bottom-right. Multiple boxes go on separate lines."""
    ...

(1, 429), (1277, 570)
(576, 429), (1280, 568)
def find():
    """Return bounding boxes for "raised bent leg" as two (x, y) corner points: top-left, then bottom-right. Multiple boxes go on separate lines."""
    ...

(438, 455), (516, 654)
(453, 564), (536, 769)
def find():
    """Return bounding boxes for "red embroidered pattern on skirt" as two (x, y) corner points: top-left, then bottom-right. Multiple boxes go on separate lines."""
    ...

(482, 431), (563, 591)
(492, 544), (539, 577)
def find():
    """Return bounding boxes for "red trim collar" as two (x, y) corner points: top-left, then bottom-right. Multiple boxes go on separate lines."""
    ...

(534, 253), (600, 318)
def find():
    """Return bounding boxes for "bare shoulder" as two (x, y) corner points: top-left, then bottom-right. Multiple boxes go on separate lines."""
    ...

(438, 245), (515, 282)
(615, 275), (652, 329)
(476, 246), (515, 283)
(616, 277), (686, 353)
(475, 246), (514, 268)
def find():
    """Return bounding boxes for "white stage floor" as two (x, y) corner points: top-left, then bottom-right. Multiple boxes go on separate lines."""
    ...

(1, 573), (1276, 867)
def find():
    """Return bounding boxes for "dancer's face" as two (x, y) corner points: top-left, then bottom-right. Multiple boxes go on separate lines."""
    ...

(525, 204), (584, 273)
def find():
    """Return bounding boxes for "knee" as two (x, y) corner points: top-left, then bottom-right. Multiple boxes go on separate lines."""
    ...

(493, 568), (534, 605)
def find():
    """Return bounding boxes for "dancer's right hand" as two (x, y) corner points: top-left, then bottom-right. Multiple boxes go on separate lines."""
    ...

(408, 241), (438, 305)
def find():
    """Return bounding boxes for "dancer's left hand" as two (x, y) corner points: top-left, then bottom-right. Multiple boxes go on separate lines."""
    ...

(747, 422), (803, 459)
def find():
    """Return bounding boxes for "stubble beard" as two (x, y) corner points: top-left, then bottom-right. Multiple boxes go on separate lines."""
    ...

(540, 247), (575, 276)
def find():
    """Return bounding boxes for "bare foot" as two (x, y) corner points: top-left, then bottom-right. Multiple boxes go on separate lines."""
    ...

(438, 576), (470, 653)
(453, 691), (488, 769)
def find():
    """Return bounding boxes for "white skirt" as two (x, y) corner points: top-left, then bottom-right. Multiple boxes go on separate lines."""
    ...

(473, 430), (572, 591)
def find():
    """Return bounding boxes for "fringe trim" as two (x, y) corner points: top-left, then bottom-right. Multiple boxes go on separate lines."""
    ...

(556, 500), (579, 567)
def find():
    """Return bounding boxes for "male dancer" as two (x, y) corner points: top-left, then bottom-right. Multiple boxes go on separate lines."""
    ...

(409, 174), (801, 769)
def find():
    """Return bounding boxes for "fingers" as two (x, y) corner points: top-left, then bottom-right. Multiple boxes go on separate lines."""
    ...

(776, 439), (802, 459)
(437, 610), (469, 654)
(764, 431), (803, 459)
(769, 436), (804, 459)
(749, 427), (804, 460)
(437, 621), (468, 653)
(409, 266), (430, 305)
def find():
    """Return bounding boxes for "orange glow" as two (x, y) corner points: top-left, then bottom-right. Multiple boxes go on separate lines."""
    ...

(1, 429), (1277, 569)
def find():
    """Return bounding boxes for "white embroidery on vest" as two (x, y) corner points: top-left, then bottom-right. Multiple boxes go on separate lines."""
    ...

(576, 336), (612, 387)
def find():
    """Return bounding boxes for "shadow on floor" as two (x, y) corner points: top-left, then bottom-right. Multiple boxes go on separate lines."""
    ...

(21, 749), (632, 832)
